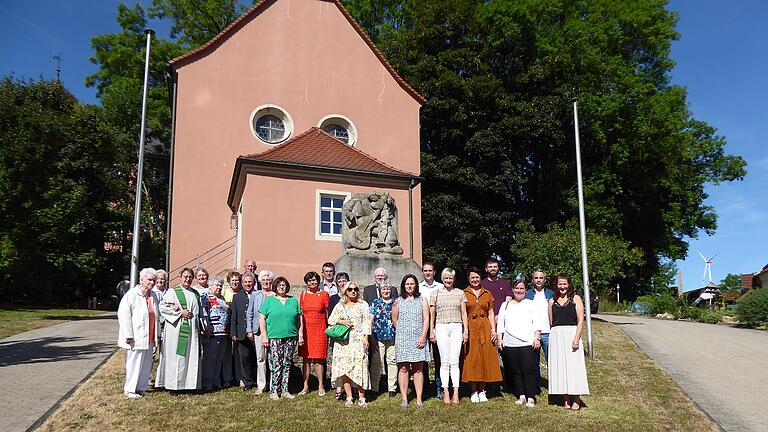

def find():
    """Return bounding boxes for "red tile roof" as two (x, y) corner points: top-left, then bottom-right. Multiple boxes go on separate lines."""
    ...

(241, 127), (417, 178)
(169, 0), (425, 105)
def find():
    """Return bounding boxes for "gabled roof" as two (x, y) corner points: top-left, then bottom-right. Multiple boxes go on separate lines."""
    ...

(241, 127), (417, 178)
(227, 127), (421, 212)
(169, 0), (425, 105)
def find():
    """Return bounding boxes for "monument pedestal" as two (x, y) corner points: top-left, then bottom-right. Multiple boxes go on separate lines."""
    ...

(334, 254), (423, 288)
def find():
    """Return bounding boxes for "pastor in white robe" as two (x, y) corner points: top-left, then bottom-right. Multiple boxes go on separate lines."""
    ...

(156, 286), (204, 390)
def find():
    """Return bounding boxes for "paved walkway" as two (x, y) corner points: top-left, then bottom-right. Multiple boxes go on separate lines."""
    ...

(596, 314), (768, 432)
(0, 314), (117, 432)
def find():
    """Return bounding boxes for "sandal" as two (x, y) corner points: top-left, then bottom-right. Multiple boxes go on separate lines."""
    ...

(335, 389), (343, 400)
(298, 389), (308, 396)
(318, 389), (327, 397)
(358, 399), (368, 408)
(345, 397), (354, 408)
(571, 402), (581, 410)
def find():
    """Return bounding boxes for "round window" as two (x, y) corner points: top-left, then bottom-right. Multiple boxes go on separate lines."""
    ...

(317, 114), (357, 146)
(255, 115), (285, 143)
(323, 124), (349, 143)
(249, 104), (293, 145)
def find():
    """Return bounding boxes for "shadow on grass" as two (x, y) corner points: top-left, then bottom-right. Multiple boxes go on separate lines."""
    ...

(0, 336), (113, 367)
(41, 314), (116, 321)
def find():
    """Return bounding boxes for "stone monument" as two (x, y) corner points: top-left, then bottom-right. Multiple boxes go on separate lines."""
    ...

(334, 192), (422, 288)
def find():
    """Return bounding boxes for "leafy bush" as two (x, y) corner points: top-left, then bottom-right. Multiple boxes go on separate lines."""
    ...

(679, 307), (702, 320)
(698, 309), (724, 324)
(636, 294), (678, 315)
(597, 300), (632, 313)
(735, 288), (768, 327)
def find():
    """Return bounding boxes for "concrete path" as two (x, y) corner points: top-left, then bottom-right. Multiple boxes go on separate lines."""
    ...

(0, 313), (117, 432)
(596, 314), (768, 432)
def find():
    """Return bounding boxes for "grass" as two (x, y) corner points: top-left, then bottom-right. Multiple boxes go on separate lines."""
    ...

(0, 305), (105, 339)
(39, 320), (717, 432)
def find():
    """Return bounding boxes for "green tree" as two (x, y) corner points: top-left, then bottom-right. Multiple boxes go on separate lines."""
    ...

(513, 219), (644, 294)
(0, 78), (129, 302)
(343, 0), (746, 293)
(719, 273), (742, 291)
(86, 2), (248, 269)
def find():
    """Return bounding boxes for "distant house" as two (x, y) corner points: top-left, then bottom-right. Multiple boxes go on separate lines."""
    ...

(742, 264), (768, 293)
(687, 282), (721, 307)
(165, 0), (424, 284)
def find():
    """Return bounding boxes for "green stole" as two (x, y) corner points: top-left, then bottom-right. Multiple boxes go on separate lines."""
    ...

(174, 286), (191, 356)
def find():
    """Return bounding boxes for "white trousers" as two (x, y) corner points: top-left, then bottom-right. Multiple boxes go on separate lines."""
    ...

(253, 340), (267, 390)
(124, 342), (154, 394)
(435, 323), (462, 388)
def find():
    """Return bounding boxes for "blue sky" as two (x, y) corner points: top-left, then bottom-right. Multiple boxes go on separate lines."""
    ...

(1, 1), (765, 292)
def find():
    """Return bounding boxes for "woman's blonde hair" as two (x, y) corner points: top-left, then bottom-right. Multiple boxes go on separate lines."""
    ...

(340, 281), (360, 304)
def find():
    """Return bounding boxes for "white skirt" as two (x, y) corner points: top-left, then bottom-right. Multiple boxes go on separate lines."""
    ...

(548, 325), (590, 395)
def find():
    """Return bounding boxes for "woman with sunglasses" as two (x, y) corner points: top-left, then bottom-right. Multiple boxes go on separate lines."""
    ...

(328, 281), (372, 407)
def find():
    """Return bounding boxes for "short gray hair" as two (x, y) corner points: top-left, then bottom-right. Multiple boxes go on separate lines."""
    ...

(441, 267), (456, 281)
(139, 267), (157, 281)
(241, 271), (256, 281)
(210, 275), (224, 286)
(258, 269), (273, 280)
(155, 269), (167, 279)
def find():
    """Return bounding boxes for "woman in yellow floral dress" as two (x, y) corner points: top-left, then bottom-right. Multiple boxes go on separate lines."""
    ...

(329, 281), (372, 407)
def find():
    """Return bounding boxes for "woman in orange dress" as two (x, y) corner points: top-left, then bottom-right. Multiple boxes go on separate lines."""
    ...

(461, 267), (502, 402)
(299, 271), (330, 396)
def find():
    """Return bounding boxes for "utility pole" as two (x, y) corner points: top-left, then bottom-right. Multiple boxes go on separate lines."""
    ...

(53, 53), (61, 81)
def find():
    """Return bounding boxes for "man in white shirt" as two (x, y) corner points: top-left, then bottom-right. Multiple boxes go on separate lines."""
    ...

(321, 262), (337, 296)
(419, 261), (444, 399)
(525, 270), (553, 360)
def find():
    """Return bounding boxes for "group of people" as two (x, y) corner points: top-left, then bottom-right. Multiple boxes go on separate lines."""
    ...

(117, 258), (589, 409)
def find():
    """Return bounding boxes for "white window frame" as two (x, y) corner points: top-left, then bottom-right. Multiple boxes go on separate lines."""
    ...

(315, 189), (350, 241)
(249, 104), (294, 145)
(317, 114), (358, 146)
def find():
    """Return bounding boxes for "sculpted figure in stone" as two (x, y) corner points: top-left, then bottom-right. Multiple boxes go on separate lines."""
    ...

(342, 192), (403, 255)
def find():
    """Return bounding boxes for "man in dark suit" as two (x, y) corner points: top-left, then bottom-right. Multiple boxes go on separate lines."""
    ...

(363, 267), (399, 303)
(230, 271), (256, 390)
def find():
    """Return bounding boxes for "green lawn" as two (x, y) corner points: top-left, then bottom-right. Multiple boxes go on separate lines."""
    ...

(0, 305), (105, 339)
(40, 320), (716, 431)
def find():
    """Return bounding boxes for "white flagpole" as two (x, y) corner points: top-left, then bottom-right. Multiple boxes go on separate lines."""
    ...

(129, 28), (156, 289)
(573, 100), (594, 359)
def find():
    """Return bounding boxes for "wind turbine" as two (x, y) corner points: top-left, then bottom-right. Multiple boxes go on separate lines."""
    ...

(697, 250), (719, 284)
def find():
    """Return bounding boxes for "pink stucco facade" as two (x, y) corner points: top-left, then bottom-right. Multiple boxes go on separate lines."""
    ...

(168, 0), (423, 282)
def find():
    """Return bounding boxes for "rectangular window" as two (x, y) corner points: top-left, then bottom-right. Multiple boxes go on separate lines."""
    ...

(319, 194), (346, 236)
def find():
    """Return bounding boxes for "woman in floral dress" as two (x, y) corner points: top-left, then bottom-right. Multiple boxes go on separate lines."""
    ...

(328, 281), (372, 407)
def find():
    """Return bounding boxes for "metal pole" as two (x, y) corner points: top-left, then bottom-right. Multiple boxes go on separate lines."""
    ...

(165, 76), (177, 271)
(408, 179), (415, 260)
(129, 29), (155, 289)
(573, 100), (594, 359)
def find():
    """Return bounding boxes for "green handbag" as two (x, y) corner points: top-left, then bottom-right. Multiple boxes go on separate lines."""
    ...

(325, 323), (351, 342)
(326, 305), (352, 341)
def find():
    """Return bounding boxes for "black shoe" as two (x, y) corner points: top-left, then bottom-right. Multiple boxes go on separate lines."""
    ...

(243, 385), (253, 391)
(388, 391), (397, 398)
(436, 390), (445, 399)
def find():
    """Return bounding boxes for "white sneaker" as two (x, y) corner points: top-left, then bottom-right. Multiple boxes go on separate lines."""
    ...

(470, 392), (480, 403)
(478, 391), (488, 402)
(124, 392), (142, 399)
(516, 395), (526, 405)
(526, 398), (536, 408)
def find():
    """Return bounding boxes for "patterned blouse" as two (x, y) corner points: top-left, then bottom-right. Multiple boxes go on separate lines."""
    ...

(370, 297), (396, 341)
(430, 287), (467, 324)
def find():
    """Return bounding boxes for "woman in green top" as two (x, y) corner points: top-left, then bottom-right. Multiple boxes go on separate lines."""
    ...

(259, 276), (304, 400)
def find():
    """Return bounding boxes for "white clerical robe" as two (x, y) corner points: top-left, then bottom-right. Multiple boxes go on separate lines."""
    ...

(156, 287), (203, 390)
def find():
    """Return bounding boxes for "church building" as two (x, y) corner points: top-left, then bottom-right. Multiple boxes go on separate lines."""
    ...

(166, 0), (424, 284)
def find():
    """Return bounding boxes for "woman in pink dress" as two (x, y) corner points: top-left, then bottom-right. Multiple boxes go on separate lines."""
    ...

(299, 271), (330, 396)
